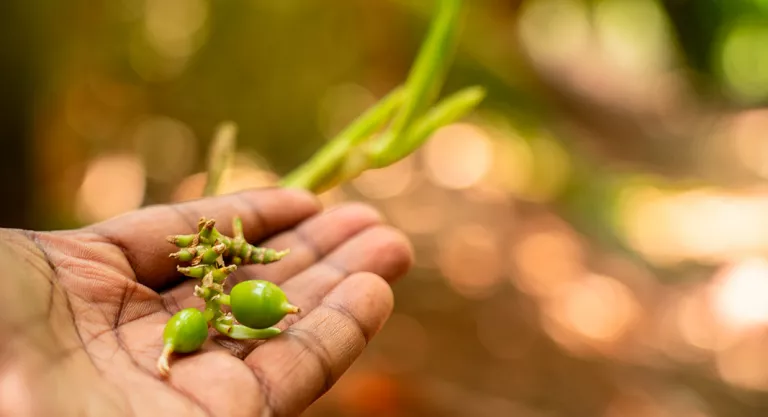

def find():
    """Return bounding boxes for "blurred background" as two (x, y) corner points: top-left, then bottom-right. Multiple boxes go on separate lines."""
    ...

(5, 0), (768, 415)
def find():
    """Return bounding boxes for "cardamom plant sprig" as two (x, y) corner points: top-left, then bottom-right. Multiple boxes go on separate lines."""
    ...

(167, 216), (288, 267)
(157, 216), (297, 377)
(280, 0), (485, 194)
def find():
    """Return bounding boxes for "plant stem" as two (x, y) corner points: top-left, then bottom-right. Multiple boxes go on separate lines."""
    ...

(157, 343), (174, 377)
(380, 85), (486, 166)
(203, 121), (237, 197)
(212, 320), (282, 340)
(328, 86), (484, 185)
(218, 294), (231, 306)
(279, 87), (405, 191)
(369, 0), (463, 165)
(280, 0), (473, 193)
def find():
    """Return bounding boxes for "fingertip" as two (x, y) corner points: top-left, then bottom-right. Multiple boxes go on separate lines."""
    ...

(276, 186), (323, 210)
(324, 202), (384, 224)
(233, 187), (322, 221)
(314, 202), (384, 238)
(363, 225), (415, 282)
(386, 226), (415, 277)
(327, 272), (395, 341)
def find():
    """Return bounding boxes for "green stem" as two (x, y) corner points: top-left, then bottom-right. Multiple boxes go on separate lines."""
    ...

(204, 299), (221, 322)
(379, 85), (486, 166)
(212, 320), (282, 340)
(232, 216), (244, 239)
(370, 0), (463, 165)
(217, 294), (231, 306)
(333, 86), (486, 184)
(203, 121), (237, 197)
(279, 0), (475, 193)
(280, 87), (405, 192)
(157, 343), (174, 377)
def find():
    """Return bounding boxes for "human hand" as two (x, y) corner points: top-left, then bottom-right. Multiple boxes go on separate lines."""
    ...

(0, 188), (412, 417)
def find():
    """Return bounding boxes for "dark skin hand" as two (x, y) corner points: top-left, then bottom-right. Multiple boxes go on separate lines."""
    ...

(0, 188), (413, 417)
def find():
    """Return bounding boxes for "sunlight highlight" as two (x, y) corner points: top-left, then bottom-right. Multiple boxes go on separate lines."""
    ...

(437, 224), (502, 299)
(424, 123), (493, 190)
(712, 258), (768, 330)
(76, 154), (146, 223)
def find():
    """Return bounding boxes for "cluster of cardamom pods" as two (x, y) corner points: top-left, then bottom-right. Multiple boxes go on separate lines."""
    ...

(157, 216), (299, 377)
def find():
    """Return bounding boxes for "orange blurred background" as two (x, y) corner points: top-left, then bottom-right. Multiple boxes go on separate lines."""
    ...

(4, 0), (768, 416)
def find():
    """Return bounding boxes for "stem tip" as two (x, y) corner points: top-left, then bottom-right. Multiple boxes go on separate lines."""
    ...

(157, 344), (174, 378)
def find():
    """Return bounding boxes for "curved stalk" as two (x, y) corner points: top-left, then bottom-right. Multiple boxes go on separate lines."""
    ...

(212, 320), (282, 340)
(369, 0), (464, 165)
(379, 85), (486, 166)
(203, 121), (237, 197)
(280, 88), (405, 191)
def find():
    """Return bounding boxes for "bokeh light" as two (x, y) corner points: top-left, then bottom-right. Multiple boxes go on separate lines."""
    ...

(130, 0), (209, 80)
(593, 0), (673, 75)
(676, 286), (723, 353)
(144, 0), (208, 59)
(544, 273), (641, 349)
(385, 197), (445, 235)
(218, 153), (279, 195)
(423, 123), (493, 190)
(352, 155), (415, 199)
(518, 0), (590, 68)
(75, 154), (146, 223)
(711, 258), (768, 330)
(477, 126), (534, 198)
(172, 172), (207, 202)
(437, 223), (503, 299)
(509, 216), (585, 298)
(731, 109), (768, 179)
(716, 331), (768, 391)
(620, 186), (768, 265)
(717, 19), (768, 103)
(132, 116), (198, 182)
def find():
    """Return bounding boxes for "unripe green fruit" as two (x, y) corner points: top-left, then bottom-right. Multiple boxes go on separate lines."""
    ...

(201, 248), (220, 264)
(211, 265), (237, 282)
(230, 280), (300, 329)
(163, 308), (209, 353)
(170, 248), (196, 262)
(167, 234), (196, 247)
(177, 265), (208, 278)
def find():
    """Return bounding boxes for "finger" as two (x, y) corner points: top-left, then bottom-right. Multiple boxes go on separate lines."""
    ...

(89, 188), (320, 290)
(161, 203), (384, 313)
(276, 225), (413, 320)
(228, 202), (384, 287)
(244, 273), (394, 417)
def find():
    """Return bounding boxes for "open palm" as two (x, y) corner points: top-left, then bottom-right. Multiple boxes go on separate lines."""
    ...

(0, 188), (412, 417)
